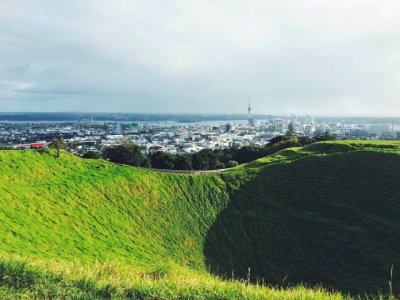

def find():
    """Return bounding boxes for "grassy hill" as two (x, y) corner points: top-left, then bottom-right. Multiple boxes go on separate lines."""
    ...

(0, 140), (399, 299)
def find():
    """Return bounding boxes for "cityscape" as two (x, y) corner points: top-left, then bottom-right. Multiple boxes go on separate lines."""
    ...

(1, 102), (399, 156)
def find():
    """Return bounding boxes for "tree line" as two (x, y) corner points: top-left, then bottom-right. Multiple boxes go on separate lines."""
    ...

(84, 130), (336, 171)
(1, 125), (336, 170)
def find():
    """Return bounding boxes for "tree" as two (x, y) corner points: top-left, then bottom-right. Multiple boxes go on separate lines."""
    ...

(141, 157), (152, 168)
(265, 136), (301, 156)
(314, 131), (336, 142)
(268, 135), (286, 146)
(102, 138), (148, 167)
(192, 152), (209, 170)
(149, 151), (176, 169)
(298, 136), (314, 146)
(174, 155), (192, 170)
(233, 146), (266, 164)
(214, 160), (226, 169)
(149, 145), (162, 155)
(227, 160), (239, 168)
(285, 122), (295, 137)
(50, 135), (67, 158)
(82, 151), (100, 159)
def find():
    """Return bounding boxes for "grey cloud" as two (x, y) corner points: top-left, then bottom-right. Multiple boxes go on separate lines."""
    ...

(0, 0), (399, 115)
(4, 64), (31, 74)
(14, 85), (90, 96)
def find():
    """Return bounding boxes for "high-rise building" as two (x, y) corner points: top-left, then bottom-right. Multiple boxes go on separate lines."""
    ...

(225, 123), (234, 132)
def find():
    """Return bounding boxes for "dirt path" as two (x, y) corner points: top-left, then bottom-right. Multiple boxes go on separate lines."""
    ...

(145, 168), (229, 175)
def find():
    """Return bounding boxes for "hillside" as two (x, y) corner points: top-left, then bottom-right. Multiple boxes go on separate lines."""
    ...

(208, 141), (400, 295)
(0, 141), (399, 299)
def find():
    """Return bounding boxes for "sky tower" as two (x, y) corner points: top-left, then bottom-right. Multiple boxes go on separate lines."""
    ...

(248, 97), (254, 127)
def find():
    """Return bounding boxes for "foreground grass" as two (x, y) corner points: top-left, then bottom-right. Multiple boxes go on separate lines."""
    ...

(0, 256), (353, 299)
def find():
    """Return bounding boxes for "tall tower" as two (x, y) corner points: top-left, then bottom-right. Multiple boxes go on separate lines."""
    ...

(248, 97), (254, 127)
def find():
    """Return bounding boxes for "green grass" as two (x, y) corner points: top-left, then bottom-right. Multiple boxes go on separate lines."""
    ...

(0, 149), (229, 269)
(0, 141), (399, 299)
(0, 257), (352, 299)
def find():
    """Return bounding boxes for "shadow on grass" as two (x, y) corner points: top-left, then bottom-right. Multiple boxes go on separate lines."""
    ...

(204, 151), (400, 297)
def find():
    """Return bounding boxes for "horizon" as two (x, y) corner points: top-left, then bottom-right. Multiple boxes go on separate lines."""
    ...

(0, 111), (400, 121)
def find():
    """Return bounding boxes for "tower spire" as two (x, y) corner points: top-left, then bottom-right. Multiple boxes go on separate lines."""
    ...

(248, 97), (254, 127)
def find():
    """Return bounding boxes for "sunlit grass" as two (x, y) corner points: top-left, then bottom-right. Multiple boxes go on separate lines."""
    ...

(0, 255), (352, 299)
(0, 141), (399, 298)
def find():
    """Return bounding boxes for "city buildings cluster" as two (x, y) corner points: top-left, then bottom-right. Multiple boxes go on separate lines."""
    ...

(1, 113), (399, 155)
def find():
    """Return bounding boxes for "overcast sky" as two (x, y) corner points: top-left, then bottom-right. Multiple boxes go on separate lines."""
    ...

(0, 0), (400, 116)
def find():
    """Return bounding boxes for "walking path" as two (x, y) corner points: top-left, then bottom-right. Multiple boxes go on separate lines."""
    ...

(145, 167), (229, 175)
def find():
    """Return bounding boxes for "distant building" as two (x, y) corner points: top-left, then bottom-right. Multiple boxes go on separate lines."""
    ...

(106, 135), (124, 140)
(31, 142), (48, 148)
(225, 123), (235, 132)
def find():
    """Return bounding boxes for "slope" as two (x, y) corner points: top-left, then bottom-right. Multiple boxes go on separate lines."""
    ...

(0, 141), (399, 298)
(206, 141), (400, 295)
(0, 149), (228, 269)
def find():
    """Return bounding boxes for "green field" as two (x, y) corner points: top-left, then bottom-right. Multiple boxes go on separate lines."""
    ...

(0, 140), (399, 299)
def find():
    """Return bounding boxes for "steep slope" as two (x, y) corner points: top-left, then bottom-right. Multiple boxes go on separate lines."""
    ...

(0, 149), (228, 269)
(206, 141), (400, 295)
(0, 141), (399, 298)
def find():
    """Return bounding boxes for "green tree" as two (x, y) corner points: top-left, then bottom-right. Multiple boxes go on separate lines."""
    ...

(174, 155), (193, 170)
(227, 160), (239, 168)
(298, 136), (314, 146)
(149, 145), (162, 155)
(314, 131), (336, 142)
(102, 138), (148, 167)
(268, 135), (286, 146)
(285, 122), (295, 137)
(50, 135), (67, 158)
(265, 136), (301, 156)
(149, 151), (176, 169)
(233, 146), (266, 164)
(82, 151), (100, 159)
(214, 160), (226, 169)
(140, 156), (152, 168)
(192, 152), (209, 170)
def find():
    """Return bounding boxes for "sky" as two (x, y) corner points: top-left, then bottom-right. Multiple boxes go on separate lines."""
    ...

(0, 0), (400, 116)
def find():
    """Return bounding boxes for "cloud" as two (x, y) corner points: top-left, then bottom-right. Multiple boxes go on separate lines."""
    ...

(14, 85), (90, 96)
(4, 64), (31, 75)
(0, 0), (399, 115)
